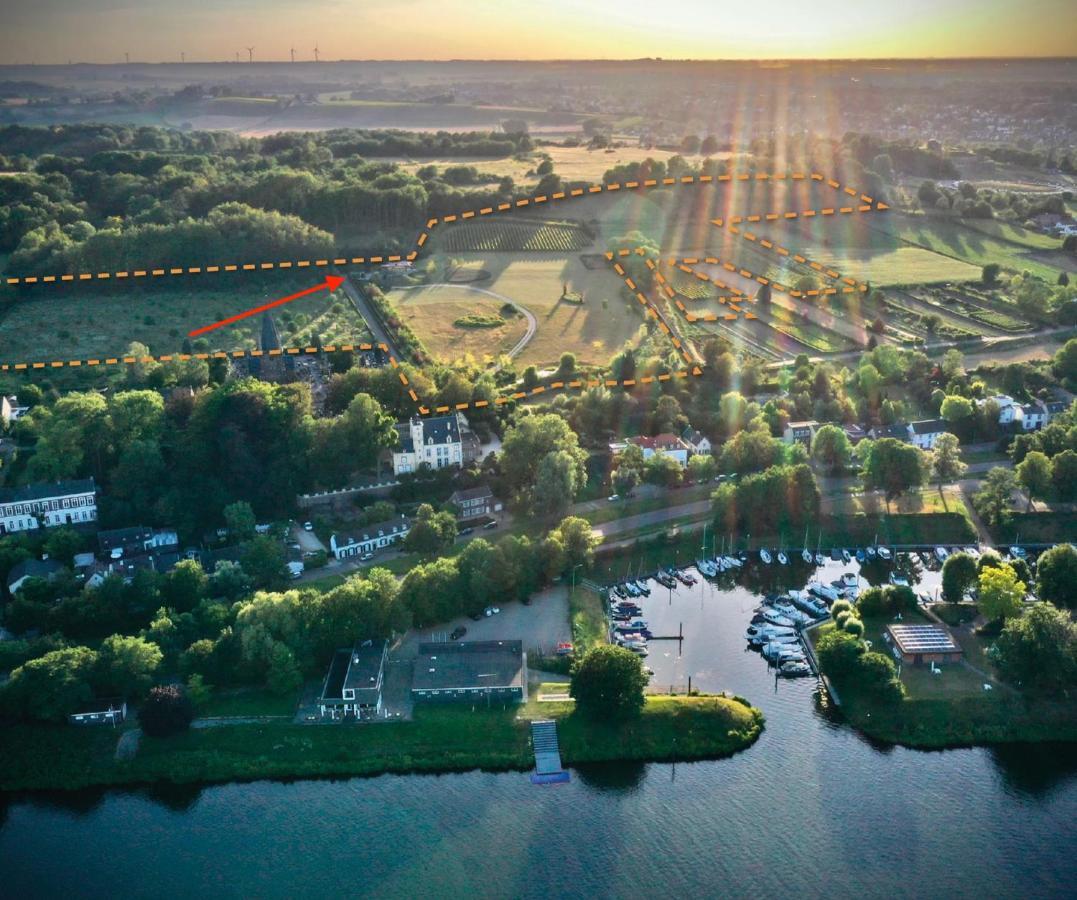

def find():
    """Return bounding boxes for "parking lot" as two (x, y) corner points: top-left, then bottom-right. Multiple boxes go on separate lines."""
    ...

(395, 586), (571, 659)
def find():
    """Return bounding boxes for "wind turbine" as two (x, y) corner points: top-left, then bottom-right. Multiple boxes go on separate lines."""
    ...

(246, 46), (254, 63)
(290, 47), (296, 63)
(234, 51), (240, 63)
(181, 51), (185, 64)
(313, 43), (320, 62)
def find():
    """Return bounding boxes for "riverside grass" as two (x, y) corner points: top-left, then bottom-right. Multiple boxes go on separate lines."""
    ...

(0, 695), (763, 792)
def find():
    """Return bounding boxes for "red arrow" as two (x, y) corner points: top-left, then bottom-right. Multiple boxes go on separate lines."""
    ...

(188, 274), (344, 338)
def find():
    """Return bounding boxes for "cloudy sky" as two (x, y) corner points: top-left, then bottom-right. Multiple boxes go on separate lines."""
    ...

(2, 0), (1075, 64)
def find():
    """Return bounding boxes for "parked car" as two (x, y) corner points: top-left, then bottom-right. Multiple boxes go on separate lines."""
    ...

(359, 552), (374, 561)
(302, 521), (314, 532)
(450, 626), (467, 640)
(483, 520), (498, 530)
(459, 527), (474, 536)
(608, 494), (620, 502)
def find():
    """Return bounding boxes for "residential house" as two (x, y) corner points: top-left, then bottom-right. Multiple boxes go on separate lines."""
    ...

(329, 515), (410, 561)
(612, 433), (690, 467)
(447, 485), (502, 522)
(0, 479), (97, 534)
(411, 640), (526, 704)
(1, 395), (28, 426)
(68, 698), (127, 726)
(318, 640), (390, 720)
(1017, 404), (1047, 432)
(98, 526), (179, 560)
(979, 395), (1018, 425)
(843, 424), (869, 445)
(391, 415), (463, 475)
(680, 427), (712, 456)
(908, 419), (948, 450)
(782, 420), (819, 447)
(7, 558), (65, 594)
(870, 423), (911, 443)
(1040, 398), (1071, 422)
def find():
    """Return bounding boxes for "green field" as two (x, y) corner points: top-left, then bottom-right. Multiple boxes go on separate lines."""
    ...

(797, 245), (981, 286)
(0, 281), (370, 366)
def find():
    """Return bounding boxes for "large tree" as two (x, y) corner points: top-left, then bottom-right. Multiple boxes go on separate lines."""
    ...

(570, 644), (648, 720)
(978, 563), (1026, 622)
(863, 438), (926, 508)
(533, 450), (584, 520)
(1016, 451), (1053, 511)
(974, 467), (1017, 527)
(811, 424), (852, 474)
(500, 413), (587, 507)
(930, 432), (967, 489)
(94, 634), (163, 698)
(941, 552), (978, 603)
(992, 602), (1077, 692)
(1035, 544), (1077, 609)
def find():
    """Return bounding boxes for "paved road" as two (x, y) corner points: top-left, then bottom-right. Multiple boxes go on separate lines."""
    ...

(339, 274), (404, 358)
(593, 499), (712, 539)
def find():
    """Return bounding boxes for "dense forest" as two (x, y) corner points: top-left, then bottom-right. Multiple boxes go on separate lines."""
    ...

(0, 124), (535, 276)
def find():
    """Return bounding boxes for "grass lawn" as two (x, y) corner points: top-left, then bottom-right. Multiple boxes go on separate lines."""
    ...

(0, 280), (369, 366)
(388, 286), (529, 364)
(823, 487), (965, 517)
(986, 512), (1077, 544)
(0, 694), (763, 792)
(797, 245), (981, 286)
(584, 484), (714, 526)
(452, 255), (646, 367)
(199, 687), (298, 718)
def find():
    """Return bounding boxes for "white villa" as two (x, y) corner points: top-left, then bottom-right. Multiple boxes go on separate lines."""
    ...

(0, 479), (97, 534)
(391, 415), (464, 475)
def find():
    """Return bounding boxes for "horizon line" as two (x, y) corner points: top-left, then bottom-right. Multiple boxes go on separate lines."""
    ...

(3, 55), (1077, 68)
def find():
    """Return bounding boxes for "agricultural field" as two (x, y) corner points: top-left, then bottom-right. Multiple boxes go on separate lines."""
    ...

(386, 286), (529, 364)
(791, 245), (981, 286)
(436, 219), (592, 253)
(0, 281), (370, 367)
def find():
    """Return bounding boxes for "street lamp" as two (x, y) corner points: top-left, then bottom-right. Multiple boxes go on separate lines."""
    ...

(571, 563), (583, 593)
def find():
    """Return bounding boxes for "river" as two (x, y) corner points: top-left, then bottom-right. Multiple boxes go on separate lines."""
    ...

(3, 559), (1077, 899)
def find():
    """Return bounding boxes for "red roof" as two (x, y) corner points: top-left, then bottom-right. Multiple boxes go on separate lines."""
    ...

(628, 433), (685, 451)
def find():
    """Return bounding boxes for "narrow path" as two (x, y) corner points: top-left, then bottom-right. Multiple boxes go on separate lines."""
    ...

(115, 728), (141, 761)
(397, 282), (537, 360)
(339, 274), (405, 359)
(958, 484), (994, 545)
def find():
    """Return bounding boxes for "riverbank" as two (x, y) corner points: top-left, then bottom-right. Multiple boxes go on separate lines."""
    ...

(805, 621), (1077, 748)
(836, 693), (1077, 748)
(0, 695), (764, 793)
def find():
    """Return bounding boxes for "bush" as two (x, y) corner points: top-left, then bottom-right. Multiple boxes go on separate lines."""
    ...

(843, 617), (865, 637)
(454, 314), (505, 328)
(835, 609), (852, 629)
(816, 630), (865, 679)
(830, 599), (854, 620)
(139, 684), (195, 737)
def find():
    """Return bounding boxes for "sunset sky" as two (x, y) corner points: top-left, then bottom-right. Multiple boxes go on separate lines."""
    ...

(2, 0), (1075, 64)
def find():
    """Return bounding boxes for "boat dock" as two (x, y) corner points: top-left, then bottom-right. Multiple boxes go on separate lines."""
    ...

(530, 720), (570, 784)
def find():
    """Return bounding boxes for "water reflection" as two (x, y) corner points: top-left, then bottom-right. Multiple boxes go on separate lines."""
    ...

(990, 743), (1077, 798)
(573, 761), (648, 792)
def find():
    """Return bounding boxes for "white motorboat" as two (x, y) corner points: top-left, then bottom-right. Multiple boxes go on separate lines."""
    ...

(697, 558), (717, 578)
(877, 547), (892, 561)
(779, 660), (813, 678)
(760, 549), (773, 565)
(772, 604), (812, 626)
(801, 548), (814, 564)
(746, 623), (797, 640)
(725, 556), (743, 569)
(808, 582), (841, 604)
(634, 579), (651, 596)
(841, 549), (852, 563)
(815, 553), (826, 567)
(762, 642), (806, 663)
(1009, 546), (1027, 559)
(777, 551), (789, 565)
(935, 546), (949, 563)
(760, 608), (796, 628)
(752, 632), (801, 648)
(623, 581), (640, 597)
(841, 572), (858, 587)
